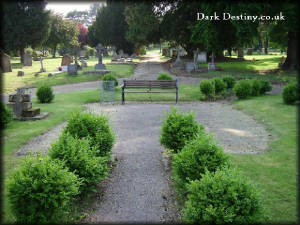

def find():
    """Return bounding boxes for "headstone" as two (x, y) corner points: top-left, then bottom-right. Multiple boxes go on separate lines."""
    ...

(34, 72), (39, 77)
(80, 49), (87, 58)
(237, 48), (244, 59)
(17, 71), (24, 77)
(130, 53), (137, 58)
(118, 49), (124, 58)
(61, 54), (73, 66)
(95, 43), (106, 70)
(1, 52), (12, 72)
(171, 48), (184, 68)
(224, 51), (229, 56)
(197, 52), (207, 63)
(48, 73), (53, 77)
(171, 49), (178, 58)
(185, 62), (197, 73)
(8, 88), (49, 121)
(61, 66), (68, 72)
(23, 53), (32, 66)
(123, 53), (129, 58)
(208, 53), (216, 71)
(67, 64), (78, 75)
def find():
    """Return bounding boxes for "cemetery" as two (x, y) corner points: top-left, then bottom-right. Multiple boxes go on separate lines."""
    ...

(0, 1), (299, 224)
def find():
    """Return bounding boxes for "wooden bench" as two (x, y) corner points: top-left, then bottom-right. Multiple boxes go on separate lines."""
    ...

(121, 80), (178, 104)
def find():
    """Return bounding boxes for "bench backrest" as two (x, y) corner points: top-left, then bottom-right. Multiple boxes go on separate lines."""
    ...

(123, 80), (177, 89)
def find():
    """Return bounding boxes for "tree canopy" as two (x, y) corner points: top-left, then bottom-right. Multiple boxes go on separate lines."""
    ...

(2, 0), (50, 62)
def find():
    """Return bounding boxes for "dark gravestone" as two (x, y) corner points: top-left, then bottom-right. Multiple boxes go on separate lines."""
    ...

(23, 53), (32, 66)
(95, 43), (106, 70)
(17, 71), (24, 76)
(67, 64), (78, 75)
(1, 52), (12, 72)
(61, 54), (73, 66)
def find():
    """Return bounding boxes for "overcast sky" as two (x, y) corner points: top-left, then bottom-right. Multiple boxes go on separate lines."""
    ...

(46, 2), (94, 16)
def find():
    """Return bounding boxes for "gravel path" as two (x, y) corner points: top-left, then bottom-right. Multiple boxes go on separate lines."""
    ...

(83, 102), (268, 223)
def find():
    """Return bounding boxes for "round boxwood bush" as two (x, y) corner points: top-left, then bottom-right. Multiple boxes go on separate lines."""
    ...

(234, 80), (252, 99)
(157, 73), (173, 80)
(63, 112), (115, 157)
(0, 102), (13, 129)
(282, 82), (299, 104)
(172, 134), (230, 194)
(8, 153), (81, 224)
(36, 84), (55, 103)
(102, 74), (118, 87)
(212, 77), (226, 94)
(251, 79), (262, 96)
(49, 133), (108, 190)
(184, 167), (263, 224)
(259, 79), (272, 94)
(160, 107), (204, 153)
(200, 80), (215, 99)
(222, 76), (236, 89)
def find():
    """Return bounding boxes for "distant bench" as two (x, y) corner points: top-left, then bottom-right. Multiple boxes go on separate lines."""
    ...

(121, 80), (178, 104)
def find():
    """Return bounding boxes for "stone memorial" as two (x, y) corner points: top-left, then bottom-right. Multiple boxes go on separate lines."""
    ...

(171, 48), (184, 68)
(130, 53), (137, 58)
(118, 49), (124, 58)
(67, 64), (78, 75)
(1, 52), (12, 72)
(80, 49), (88, 59)
(208, 53), (216, 71)
(95, 43), (106, 70)
(185, 62), (197, 73)
(197, 51), (207, 63)
(237, 48), (244, 60)
(61, 54), (73, 66)
(23, 53), (32, 66)
(7, 88), (49, 121)
(17, 71), (24, 77)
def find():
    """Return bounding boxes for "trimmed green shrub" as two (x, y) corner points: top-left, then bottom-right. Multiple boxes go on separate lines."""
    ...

(49, 133), (108, 190)
(259, 79), (272, 94)
(200, 80), (215, 99)
(234, 80), (252, 99)
(157, 73), (173, 80)
(251, 79), (262, 96)
(222, 76), (236, 89)
(63, 112), (115, 157)
(184, 168), (263, 224)
(282, 82), (299, 104)
(36, 84), (55, 103)
(172, 134), (230, 194)
(102, 74), (118, 87)
(160, 107), (204, 153)
(8, 153), (81, 224)
(0, 102), (13, 129)
(212, 77), (226, 94)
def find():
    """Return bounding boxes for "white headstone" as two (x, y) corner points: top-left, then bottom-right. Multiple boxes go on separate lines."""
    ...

(197, 52), (207, 63)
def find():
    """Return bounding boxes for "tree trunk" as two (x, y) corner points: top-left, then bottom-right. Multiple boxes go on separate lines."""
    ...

(20, 48), (24, 63)
(282, 31), (299, 70)
(53, 44), (57, 58)
(263, 35), (268, 55)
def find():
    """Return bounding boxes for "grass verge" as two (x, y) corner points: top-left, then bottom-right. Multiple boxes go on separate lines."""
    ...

(232, 95), (298, 223)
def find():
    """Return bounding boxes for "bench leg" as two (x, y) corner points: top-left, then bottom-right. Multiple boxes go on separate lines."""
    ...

(122, 89), (125, 105)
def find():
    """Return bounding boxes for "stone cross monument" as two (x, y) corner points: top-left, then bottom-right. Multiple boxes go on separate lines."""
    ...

(95, 43), (106, 70)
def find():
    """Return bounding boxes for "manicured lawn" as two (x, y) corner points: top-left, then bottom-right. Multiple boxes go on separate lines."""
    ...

(3, 56), (136, 93)
(232, 95), (298, 223)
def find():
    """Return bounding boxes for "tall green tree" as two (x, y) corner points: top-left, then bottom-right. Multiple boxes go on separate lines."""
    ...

(2, 0), (50, 63)
(93, 1), (134, 54)
(124, 2), (160, 50)
(44, 13), (79, 58)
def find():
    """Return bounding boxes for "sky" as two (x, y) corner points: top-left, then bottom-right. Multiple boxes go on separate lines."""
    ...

(46, 2), (94, 16)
